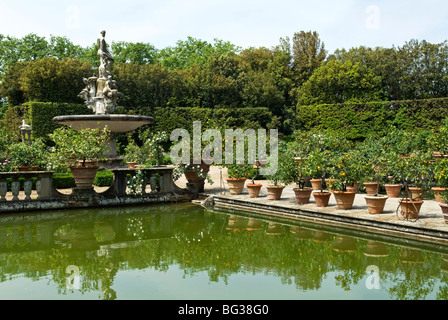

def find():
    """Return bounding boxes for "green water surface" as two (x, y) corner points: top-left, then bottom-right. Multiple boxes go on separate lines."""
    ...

(0, 202), (447, 300)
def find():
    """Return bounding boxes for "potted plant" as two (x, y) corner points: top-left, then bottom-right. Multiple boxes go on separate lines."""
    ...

(225, 163), (253, 195)
(439, 191), (448, 224)
(394, 152), (430, 220)
(288, 146), (313, 204)
(8, 139), (47, 171)
(383, 151), (403, 198)
(123, 139), (143, 168)
(48, 126), (110, 189)
(433, 158), (448, 203)
(327, 153), (357, 210)
(246, 160), (265, 198)
(264, 149), (295, 200)
(405, 151), (434, 201)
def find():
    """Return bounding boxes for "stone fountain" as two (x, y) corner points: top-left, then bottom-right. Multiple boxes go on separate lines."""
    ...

(53, 30), (154, 168)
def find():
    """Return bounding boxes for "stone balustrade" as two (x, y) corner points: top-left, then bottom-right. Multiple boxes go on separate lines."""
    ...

(0, 171), (58, 202)
(102, 167), (181, 197)
(0, 166), (193, 213)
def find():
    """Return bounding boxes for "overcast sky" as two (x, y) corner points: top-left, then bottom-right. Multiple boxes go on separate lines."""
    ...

(1, 0), (447, 54)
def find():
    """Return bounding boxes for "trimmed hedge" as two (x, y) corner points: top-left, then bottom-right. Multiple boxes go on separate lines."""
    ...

(151, 107), (273, 133)
(4, 103), (273, 142)
(4, 102), (92, 141)
(296, 98), (448, 140)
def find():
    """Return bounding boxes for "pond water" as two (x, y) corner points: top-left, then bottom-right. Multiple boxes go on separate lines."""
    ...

(0, 202), (447, 300)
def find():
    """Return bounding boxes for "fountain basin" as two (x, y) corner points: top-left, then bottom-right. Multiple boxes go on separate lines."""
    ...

(52, 114), (154, 133)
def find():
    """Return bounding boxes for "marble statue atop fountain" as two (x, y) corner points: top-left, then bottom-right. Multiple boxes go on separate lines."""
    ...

(78, 30), (123, 115)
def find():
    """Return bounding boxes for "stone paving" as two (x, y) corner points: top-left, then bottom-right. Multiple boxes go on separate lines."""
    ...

(176, 166), (448, 246)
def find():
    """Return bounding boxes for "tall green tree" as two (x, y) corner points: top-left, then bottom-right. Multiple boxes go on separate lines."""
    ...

(159, 37), (240, 70)
(0, 57), (92, 104)
(111, 41), (158, 64)
(297, 59), (383, 105)
(291, 31), (327, 87)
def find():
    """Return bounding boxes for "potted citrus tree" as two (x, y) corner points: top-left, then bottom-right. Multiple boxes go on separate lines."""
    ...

(327, 153), (357, 210)
(8, 139), (47, 171)
(49, 126), (110, 189)
(286, 144), (313, 204)
(433, 157), (448, 203)
(264, 149), (295, 200)
(225, 163), (254, 195)
(406, 151), (434, 201)
(246, 160), (265, 198)
(307, 149), (333, 207)
(395, 152), (432, 220)
(123, 138), (143, 168)
(383, 151), (403, 198)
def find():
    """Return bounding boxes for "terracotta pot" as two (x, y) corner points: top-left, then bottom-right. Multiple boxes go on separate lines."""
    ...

(226, 178), (246, 195)
(127, 161), (137, 168)
(293, 187), (313, 204)
(432, 187), (448, 203)
(346, 182), (360, 193)
(70, 165), (99, 189)
(364, 195), (388, 214)
(266, 185), (284, 200)
(409, 187), (424, 200)
(184, 161), (211, 187)
(385, 184), (402, 198)
(313, 192), (331, 207)
(246, 183), (262, 198)
(364, 182), (379, 195)
(18, 166), (31, 172)
(310, 179), (322, 191)
(333, 191), (356, 210)
(439, 203), (448, 224)
(399, 199), (423, 220)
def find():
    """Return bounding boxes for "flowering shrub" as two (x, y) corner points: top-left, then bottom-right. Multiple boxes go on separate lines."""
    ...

(141, 131), (170, 166)
(127, 169), (145, 196)
(0, 155), (13, 172)
(7, 139), (47, 168)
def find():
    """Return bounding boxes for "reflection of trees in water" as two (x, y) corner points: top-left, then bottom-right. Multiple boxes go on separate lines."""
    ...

(0, 204), (447, 299)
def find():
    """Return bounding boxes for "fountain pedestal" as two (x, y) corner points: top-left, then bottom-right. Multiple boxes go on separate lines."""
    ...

(53, 114), (154, 168)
